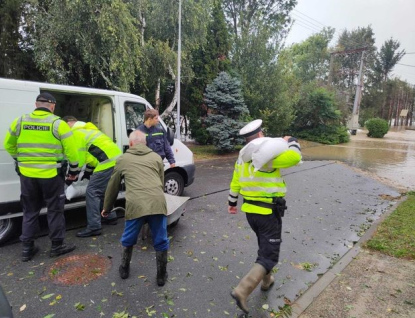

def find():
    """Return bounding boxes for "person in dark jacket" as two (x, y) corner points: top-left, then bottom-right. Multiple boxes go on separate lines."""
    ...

(136, 109), (175, 167)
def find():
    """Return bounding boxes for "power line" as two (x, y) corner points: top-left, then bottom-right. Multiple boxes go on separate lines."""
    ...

(397, 63), (415, 68)
(293, 9), (327, 27)
(294, 20), (322, 34)
(291, 12), (324, 30)
(291, 19), (322, 33)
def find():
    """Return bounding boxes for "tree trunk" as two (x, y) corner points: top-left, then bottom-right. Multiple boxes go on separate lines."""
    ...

(155, 78), (161, 111)
(160, 64), (178, 118)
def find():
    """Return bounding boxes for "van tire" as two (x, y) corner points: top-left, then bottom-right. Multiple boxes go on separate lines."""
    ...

(0, 218), (18, 244)
(169, 218), (180, 228)
(164, 171), (184, 196)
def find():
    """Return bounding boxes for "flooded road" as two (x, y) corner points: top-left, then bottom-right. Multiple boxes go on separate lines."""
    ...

(301, 128), (415, 191)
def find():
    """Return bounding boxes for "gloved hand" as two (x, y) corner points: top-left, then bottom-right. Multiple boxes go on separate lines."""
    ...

(65, 175), (78, 186)
(14, 159), (21, 176)
(287, 137), (301, 154)
(81, 171), (92, 181)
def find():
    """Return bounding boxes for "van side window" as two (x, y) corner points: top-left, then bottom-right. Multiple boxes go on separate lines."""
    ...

(125, 102), (146, 136)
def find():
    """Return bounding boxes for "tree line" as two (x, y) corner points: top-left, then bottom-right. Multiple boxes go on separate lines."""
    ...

(1, 0), (413, 150)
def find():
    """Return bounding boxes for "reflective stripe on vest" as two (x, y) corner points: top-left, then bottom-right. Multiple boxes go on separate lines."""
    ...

(18, 162), (62, 169)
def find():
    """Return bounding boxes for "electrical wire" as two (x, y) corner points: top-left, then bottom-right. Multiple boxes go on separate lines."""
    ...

(397, 63), (415, 68)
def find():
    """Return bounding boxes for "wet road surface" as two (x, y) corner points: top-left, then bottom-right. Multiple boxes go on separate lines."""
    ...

(0, 158), (400, 317)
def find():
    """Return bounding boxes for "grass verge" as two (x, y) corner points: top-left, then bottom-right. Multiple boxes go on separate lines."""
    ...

(365, 191), (415, 259)
(186, 143), (241, 161)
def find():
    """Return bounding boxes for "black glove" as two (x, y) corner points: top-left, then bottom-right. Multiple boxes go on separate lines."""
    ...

(65, 175), (78, 186)
(81, 171), (92, 181)
(287, 137), (301, 154)
(14, 159), (21, 176)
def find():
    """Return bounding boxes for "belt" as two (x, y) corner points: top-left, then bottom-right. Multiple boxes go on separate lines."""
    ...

(243, 199), (276, 209)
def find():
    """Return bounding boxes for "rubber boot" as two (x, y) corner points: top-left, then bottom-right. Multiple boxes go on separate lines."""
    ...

(22, 241), (39, 262)
(231, 263), (267, 314)
(50, 240), (76, 257)
(156, 251), (168, 286)
(119, 246), (133, 279)
(261, 272), (275, 291)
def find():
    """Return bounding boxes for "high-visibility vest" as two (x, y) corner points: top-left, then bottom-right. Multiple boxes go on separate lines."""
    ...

(229, 149), (301, 215)
(72, 122), (121, 173)
(3, 109), (79, 178)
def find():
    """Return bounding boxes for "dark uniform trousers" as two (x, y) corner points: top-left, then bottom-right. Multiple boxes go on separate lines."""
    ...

(19, 175), (66, 242)
(246, 212), (282, 273)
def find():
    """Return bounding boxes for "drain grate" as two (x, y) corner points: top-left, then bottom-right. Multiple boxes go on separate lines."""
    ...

(47, 254), (112, 286)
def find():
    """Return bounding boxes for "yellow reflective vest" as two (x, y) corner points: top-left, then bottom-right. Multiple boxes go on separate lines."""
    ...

(228, 148), (301, 215)
(71, 122), (121, 173)
(3, 109), (79, 178)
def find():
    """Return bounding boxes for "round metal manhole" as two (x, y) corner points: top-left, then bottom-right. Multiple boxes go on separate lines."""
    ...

(47, 254), (112, 286)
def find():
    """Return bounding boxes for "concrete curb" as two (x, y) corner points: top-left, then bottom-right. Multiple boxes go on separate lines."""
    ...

(290, 194), (406, 318)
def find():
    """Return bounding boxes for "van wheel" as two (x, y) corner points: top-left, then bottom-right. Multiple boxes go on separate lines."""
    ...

(0, 218), (18, 244)
(164, 171), (184, 196)
(169, 218), (180, 228)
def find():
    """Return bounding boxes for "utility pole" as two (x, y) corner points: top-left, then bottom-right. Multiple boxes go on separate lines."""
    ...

(328, 47), (367, 86)
(350, 50), (365, 135)
(176, 0), (182, 140)
(328, 47), (367, 135)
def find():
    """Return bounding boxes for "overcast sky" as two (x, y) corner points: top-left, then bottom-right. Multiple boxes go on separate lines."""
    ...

(285, 0), (415, 85)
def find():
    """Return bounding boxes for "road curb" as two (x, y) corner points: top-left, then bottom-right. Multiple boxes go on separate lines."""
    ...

(290, 194), (406, 318)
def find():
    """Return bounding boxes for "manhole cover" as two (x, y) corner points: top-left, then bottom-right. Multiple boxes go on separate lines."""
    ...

(47, 254), (112, 286)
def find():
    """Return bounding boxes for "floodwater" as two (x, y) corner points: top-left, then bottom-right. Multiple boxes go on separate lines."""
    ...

(301, 127), (415, 191)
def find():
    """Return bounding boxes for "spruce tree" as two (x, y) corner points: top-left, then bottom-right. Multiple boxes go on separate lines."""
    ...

(204, 72), (249, 151)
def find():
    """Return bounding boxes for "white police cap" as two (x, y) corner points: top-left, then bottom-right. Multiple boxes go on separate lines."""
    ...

(239, 119), (262, 137)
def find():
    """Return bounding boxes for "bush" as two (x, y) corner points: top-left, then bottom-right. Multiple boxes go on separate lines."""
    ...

(293, 125), (350, 145)
(365, 118), (389, 138)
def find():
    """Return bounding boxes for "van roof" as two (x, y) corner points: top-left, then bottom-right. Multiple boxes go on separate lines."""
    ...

(0, 77), (147, 102)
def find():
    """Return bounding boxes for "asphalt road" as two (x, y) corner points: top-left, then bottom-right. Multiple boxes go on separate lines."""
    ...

(0, 158), (400, 318)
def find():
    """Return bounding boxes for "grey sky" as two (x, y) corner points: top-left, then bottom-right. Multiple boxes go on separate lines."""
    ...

(285, 0), (415, 84)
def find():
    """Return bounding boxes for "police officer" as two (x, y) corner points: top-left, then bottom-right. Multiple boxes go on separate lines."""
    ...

(62, 116), (122, 237)
(227, 119), (302, 314)
(3, 92), (79, 262)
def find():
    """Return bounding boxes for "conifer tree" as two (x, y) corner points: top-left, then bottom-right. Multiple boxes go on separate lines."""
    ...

(204, 72), (249, 151)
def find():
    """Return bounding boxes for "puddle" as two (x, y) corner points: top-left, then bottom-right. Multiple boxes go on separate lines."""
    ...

(302, 128), (415, 191)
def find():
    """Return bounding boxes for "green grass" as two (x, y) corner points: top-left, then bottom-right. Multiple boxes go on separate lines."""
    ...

(365, 192), (415, 260)
(186, 144), (241, 161)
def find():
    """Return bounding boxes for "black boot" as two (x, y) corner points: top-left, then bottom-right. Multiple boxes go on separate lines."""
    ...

(119, 246), (133, 279)
(50, 240), (76, 257)
(156, 251), (168, 286)
(22, 241), (39, 262)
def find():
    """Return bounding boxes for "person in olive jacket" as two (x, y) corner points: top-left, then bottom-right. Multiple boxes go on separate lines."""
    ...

(101, 130), (169, 286)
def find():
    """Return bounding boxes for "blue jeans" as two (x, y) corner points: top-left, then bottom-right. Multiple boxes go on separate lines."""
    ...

(85, 167), (117, 230)
(121, 215), (169, 251)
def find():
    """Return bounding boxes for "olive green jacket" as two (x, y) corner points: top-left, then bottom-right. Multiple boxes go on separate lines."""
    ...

(103, 144), (167, 220)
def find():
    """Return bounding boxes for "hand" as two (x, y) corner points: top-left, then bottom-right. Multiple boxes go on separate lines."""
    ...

(228, 206), (237, 214)
(81, 171), (91, 181)
(283, 136), (291, 141)
(14, 159), (21, 176)
(65, 174), (78, 186)
(101, 209), (109, 218)
(170, 163), (176, 168)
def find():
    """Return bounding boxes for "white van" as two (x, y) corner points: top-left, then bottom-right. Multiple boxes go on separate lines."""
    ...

(0, 78), (195, 244)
